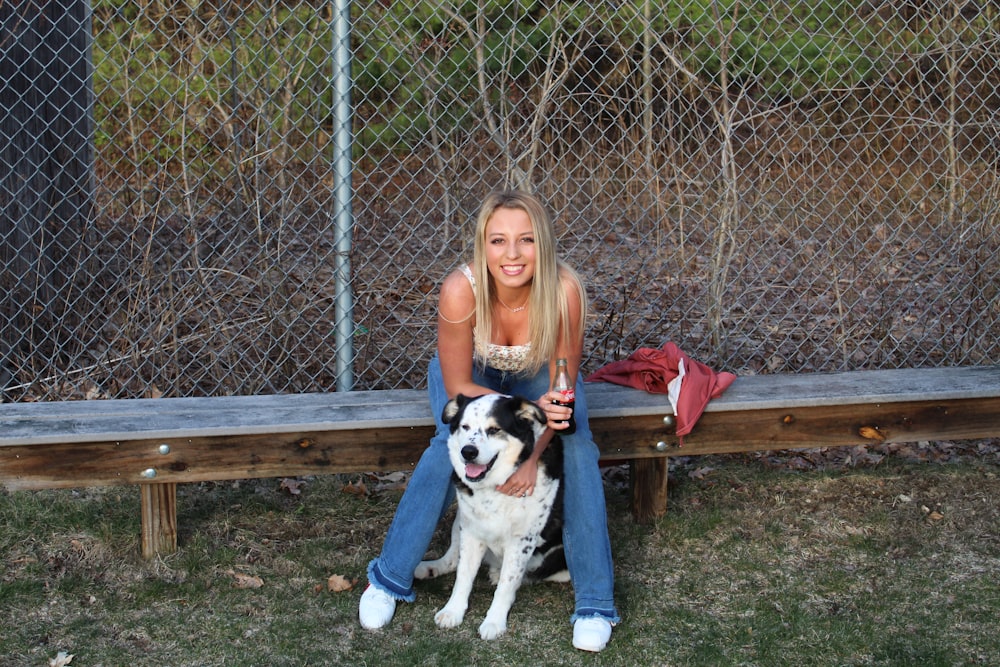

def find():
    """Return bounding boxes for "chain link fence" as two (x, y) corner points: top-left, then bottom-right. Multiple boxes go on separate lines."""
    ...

(2, 0), (998, 402)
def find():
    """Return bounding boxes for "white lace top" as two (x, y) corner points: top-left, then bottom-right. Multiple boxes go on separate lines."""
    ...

(460, 264), (532, 373)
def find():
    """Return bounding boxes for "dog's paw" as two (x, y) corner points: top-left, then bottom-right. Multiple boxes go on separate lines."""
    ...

(414, 562), (437, 580)
(434, 606), (465, 629)
(478, 618), (507, 640)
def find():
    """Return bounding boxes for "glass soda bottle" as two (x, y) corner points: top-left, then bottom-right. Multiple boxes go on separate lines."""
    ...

(551, 358), (576, 434)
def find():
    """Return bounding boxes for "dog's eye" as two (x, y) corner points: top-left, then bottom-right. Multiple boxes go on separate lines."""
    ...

(485, 426), (500, 437)
(461, 423), (471, 431)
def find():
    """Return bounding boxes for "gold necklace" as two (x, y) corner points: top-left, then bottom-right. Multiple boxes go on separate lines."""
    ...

(496, 294), (529, 313)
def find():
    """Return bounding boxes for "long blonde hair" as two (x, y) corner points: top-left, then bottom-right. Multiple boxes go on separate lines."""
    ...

(472, 190), (587, 374)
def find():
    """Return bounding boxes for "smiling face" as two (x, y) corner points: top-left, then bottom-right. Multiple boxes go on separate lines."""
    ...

(484, 206), (536, 295)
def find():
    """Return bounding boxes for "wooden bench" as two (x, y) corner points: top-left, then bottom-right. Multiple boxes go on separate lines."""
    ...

(2, 365), (999, 558)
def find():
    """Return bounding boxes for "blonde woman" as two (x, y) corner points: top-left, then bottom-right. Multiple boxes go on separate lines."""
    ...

(359, 190), (618, 651)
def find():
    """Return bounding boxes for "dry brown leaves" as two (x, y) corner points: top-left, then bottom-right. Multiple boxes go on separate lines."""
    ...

(228, 570), (264, 589)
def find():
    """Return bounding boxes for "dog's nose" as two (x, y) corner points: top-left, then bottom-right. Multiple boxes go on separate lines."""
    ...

(461, 445), (478, 462)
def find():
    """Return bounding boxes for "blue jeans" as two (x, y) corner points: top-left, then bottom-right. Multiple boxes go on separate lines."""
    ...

(367, 356), (620, 624)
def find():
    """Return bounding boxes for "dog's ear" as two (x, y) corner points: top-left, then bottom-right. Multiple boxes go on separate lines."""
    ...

(441, 394), (472, 425)
(514, 397), (548, 428)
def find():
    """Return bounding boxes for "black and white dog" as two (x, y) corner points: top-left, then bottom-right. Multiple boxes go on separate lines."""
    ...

(414, 393), (568, 640)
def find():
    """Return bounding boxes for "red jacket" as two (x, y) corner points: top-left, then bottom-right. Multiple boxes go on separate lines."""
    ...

(586, 343), (736, 442)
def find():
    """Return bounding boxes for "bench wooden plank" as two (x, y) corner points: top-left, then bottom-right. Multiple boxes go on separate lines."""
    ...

(4, 366), (995, 446)
(701, 365), (1000, 411)
(2, 366), (998, 558)
(0, 390), (434, 446)
(588, 365), (1000, 415)
(2, 367), (998, 489)
(0, 384), (673, 492)
(0, 427), (437, 490)
(664, 396), (1000, 455)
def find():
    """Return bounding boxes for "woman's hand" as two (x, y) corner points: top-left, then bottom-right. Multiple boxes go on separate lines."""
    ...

(537, 390), (574, 430)
(498, 459), (538, 497)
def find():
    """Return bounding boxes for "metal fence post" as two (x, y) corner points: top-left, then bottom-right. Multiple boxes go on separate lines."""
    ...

(332, 0), (355, 392)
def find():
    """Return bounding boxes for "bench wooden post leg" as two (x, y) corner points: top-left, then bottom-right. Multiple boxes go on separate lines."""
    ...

(140, 482), (178, 559)
(629, 458), (668, 523)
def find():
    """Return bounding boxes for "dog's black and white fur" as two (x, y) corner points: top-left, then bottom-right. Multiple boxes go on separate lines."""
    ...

(414, 393), (568, 640)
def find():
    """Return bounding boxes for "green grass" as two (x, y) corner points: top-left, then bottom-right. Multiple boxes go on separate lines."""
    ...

(2, 455), (999, 666)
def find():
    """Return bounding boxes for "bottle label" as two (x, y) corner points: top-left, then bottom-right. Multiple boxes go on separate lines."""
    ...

(560, 388), (575, 402)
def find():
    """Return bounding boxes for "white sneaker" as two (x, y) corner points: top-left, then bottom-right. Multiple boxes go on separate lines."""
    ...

(572, 617), (612, 652)
(359, 583), (396, 630)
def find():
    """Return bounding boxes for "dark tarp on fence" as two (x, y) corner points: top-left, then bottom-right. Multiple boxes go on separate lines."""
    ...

(1, 0), (94, 396)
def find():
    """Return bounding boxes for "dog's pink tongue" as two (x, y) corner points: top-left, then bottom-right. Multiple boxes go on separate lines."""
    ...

(465, 462), (488, 479)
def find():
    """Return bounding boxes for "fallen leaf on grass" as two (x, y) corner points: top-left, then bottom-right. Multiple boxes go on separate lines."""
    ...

(228, 570), (264, 589)
(49, 652), (74, 667)
(342, 478), (368, 496)
(786, 456), (814, 470)
(373, 471), (408, 490)
(279, 478), (306, 496)
(688, 466), (715, 480)
(327, 574), (357, 592)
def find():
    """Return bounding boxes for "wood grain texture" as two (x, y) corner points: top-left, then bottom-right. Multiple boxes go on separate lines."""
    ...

(141, 483), (176, 559)
(2, 367), (998, 490)
(665, 396), (1000, 455)
(629, 458), (668, 523)
(3, 366), (995, 446)
(2, 366), (998, 554)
